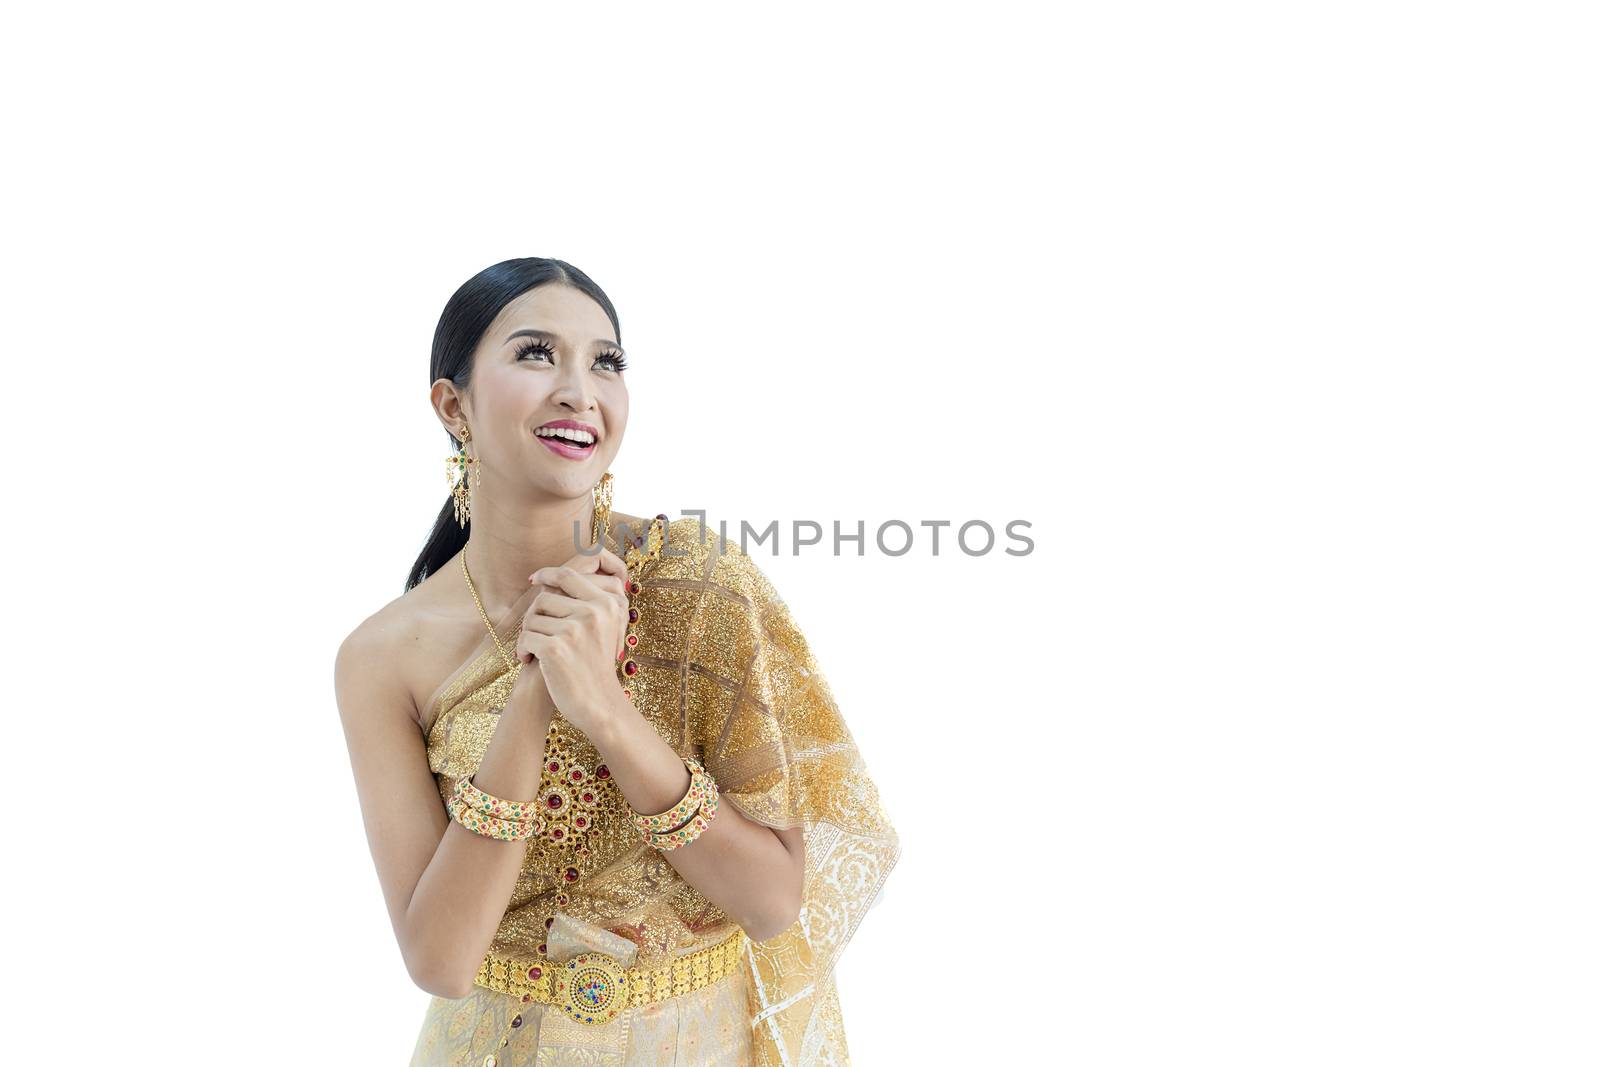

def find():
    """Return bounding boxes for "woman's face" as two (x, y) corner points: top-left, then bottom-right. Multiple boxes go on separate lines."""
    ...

(456, 283), (629, 501)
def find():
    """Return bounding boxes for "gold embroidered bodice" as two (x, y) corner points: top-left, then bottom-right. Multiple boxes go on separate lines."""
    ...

(422, 519), (731, 969)
(420, 516), (901, 1067)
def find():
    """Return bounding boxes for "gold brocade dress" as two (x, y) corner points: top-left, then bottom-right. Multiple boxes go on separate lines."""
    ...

(409, 518), (901, 1067)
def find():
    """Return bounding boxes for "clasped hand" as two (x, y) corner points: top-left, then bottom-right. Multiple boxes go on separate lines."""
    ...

(514, 546), (631, 738)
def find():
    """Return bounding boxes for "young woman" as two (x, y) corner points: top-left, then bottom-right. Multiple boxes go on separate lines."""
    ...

(335, 257), (900, 1066)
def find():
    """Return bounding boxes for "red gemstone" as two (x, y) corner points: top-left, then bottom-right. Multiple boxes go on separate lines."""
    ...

(623, 660), (637, 676)
(538, 942), (548, 954)
(547, 794), (563, 809)
(628, 581), (639, 595)
(581, 791), (595, 803)
(575, 816), (587, 828)
(628, 608), (638, 623)
(564, 867), (579, 882)
(545, 917), (554, 929)
(527, 966), (542, 980)
(548, 760), (560, 772)
(551, 828), (564, 839)
(626, 634), (638, 647)
(569, 769), (584, 782)
(596, 765), (610, 779)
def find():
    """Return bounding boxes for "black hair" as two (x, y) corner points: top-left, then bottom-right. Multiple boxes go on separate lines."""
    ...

(404, 257), (622, 592)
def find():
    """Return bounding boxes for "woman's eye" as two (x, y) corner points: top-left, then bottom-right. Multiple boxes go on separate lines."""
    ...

(514, 339), (556, 362)
(515, 338), (625, 372)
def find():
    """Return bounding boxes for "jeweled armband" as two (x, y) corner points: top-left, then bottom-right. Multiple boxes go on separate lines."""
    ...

(447, 780), (544, 841)
(627, 754), (721, 851)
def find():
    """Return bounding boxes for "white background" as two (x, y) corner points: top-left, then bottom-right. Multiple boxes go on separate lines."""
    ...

(5, 3), (1596, 1064)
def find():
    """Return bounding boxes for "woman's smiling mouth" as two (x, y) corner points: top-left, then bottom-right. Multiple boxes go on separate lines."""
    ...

(534, 420), (599, 460)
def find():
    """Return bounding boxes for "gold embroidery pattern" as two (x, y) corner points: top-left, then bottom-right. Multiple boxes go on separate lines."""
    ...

(528, 718), (630, 896)
(417, 518), (901, 1067)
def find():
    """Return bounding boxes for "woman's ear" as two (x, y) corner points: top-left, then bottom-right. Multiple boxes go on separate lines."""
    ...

(430, 377), (467, 437)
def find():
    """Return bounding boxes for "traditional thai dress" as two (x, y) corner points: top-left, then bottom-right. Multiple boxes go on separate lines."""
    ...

(408, 517), (901, 1067)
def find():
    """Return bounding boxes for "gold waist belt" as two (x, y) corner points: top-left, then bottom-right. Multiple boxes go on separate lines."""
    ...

(473, 927), (747, 1026)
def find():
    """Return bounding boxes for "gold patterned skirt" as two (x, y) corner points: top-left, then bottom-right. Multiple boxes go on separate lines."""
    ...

(408, 914), (754, 1067)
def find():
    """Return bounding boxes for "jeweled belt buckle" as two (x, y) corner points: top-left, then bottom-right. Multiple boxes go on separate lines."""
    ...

(552, 949), (629, 1025)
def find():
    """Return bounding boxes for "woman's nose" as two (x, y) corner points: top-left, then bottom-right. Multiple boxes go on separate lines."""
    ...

(550, 368), (596, 411)
(553, 390), (592, 412)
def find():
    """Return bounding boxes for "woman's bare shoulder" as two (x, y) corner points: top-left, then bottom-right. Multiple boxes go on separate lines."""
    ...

(336, 572), (455, 731)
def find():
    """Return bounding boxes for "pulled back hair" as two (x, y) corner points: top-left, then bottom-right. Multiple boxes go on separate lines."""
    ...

(404, 258), (622, 592)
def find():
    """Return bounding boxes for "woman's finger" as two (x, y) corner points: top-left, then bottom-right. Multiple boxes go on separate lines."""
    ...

(531, 565), (612, 603)
(529, 588), (581, 618)
(572, 553), (629, 602)
(517, 629), (554, 665)
(601, 551), (630, 604)
(558, 546), (627, 580)
(573, 548), (627, 587)
(593, 547), (628, 584)
(521, 611), (566, 635)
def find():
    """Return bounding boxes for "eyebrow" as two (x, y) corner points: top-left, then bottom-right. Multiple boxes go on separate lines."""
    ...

(504, 328), (625, 356)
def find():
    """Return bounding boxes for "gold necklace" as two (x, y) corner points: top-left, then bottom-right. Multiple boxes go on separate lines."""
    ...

(460, 474), (616, 677)
(460, 549), (523, 678)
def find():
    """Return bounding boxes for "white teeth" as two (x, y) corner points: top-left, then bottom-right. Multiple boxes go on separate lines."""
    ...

(536, 426), (596, 445)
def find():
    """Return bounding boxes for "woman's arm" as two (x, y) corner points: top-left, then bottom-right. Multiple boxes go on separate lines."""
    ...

(335, 621), (555, 999)
(589, 700), (806, 942)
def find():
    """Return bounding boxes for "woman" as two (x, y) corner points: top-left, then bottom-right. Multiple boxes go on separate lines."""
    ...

(335, 257), (901, 1067)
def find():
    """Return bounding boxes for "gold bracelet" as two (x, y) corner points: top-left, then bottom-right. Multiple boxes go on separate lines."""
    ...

(644, 776), (720, 851)
(447, 793), (544, 841)
(627, 754), (712, 835)
(454, 774), (543, 823)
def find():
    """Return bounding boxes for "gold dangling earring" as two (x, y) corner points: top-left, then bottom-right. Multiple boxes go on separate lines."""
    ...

(447, 425), (477, 528)
(591, 471), (614, 548)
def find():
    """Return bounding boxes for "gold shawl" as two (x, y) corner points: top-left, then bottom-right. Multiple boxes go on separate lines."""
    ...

(421, 518), (901, 1067)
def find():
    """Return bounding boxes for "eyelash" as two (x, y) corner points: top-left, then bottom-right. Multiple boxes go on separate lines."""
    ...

(513, 338), (628, 373)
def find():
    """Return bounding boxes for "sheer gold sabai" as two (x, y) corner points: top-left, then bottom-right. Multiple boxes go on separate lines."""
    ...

(410, 518), (901, 1067)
